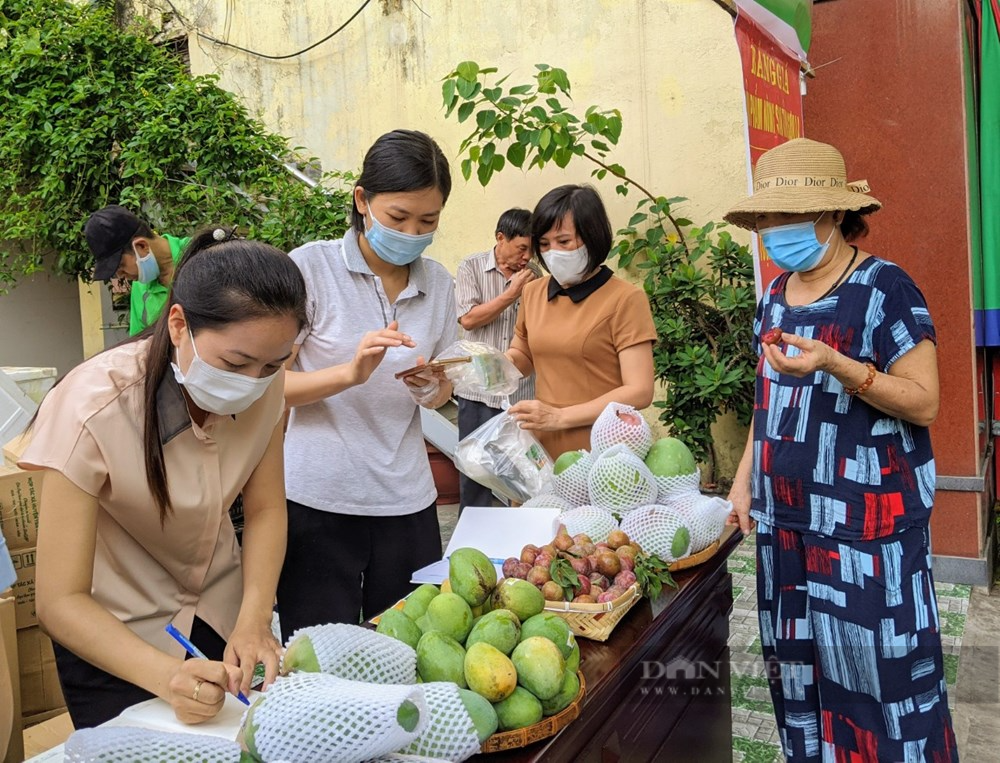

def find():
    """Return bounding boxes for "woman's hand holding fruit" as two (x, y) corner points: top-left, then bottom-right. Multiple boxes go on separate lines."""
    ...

(508, 400), (564, 431)
(761, 331), (838, 378)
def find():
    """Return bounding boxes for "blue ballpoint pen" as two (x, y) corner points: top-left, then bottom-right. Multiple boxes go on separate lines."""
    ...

(164, 623), (251, 706)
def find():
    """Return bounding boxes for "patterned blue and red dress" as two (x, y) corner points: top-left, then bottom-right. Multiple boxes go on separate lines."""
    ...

(750, 256), (958, 762)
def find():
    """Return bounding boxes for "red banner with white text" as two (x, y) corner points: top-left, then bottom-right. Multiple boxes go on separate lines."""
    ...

(735, 12), (805, 295)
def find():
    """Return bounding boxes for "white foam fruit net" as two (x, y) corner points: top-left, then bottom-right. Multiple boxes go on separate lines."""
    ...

(587, 444), (658, 513)
(521, 492), (574, 511)
(665, 493), (732, 554)
(556, 505), (619, 544)
(551, 449), (593, 507)
(620, 505), (693, 563)
(64, 727), (242, 762)
(242, 672), (427, 763)
(400, 681), (482, 762)
(368, 755), (454, 763)
(284, 623), (417, 684)
(652, 467), (701, 501)
(590, 402), (653, 459)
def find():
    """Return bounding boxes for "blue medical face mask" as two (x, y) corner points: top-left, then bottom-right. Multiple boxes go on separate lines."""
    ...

(365, 210), (435, 266)
(760, 213), (835, 273)
(133, 243), (161, 284)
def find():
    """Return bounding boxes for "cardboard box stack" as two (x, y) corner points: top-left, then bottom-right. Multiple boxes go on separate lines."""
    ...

(0, 464), (66, 731)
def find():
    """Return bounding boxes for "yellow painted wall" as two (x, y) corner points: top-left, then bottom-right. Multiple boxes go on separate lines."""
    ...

(143, 0), (753, 478)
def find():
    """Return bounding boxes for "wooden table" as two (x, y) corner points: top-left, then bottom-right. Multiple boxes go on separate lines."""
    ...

(474, 528), (743, 763)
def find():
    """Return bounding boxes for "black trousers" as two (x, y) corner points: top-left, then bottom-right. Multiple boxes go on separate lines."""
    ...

(457, 396), (501, 512)
(52, 616), (227, 729)
(276, 500), (442, 644)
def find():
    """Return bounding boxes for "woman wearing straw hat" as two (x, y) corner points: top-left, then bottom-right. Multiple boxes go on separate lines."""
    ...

(725, 138), (957, 761)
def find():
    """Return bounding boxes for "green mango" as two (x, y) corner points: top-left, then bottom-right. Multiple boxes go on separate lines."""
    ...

(403, 583), (441, 620)
(540, 669), (580, 716)
(565, 641), (581, 673)
(424, 592), (474, 643)
(449, 547), (498, 607)
(511, 637), (565, 701)
(466, 609), (521, 655)
(458, 688), (500, 743)
(281, 634), (320, 674)
(397, 699), (422, 732)
(492, 687), (543, 731)
(416, 631), (467, 688)
(490, 578), (544, 622)
(376, 608), (423, 650)
(519, 613), (575, 659)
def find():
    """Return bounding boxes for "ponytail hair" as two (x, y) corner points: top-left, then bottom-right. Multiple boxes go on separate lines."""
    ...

(143, 227), (307, 523)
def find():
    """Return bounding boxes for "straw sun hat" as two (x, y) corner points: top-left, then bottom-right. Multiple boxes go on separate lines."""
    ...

(724, 138), (881, 230)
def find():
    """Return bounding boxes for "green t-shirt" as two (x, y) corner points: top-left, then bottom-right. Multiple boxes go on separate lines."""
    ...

(128, 234), (191, 335)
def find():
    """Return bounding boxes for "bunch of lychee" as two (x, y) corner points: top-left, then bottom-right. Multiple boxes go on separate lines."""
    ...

(502, 527), (641, 604)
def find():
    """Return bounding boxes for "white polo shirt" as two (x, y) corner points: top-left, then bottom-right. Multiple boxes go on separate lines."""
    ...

(285, 230), (458, 516)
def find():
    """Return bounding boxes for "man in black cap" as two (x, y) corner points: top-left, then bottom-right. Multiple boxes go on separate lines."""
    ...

(85, 205), (191, 335)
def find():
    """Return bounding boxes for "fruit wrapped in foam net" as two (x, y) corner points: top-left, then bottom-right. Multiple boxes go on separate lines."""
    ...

(556, 505), (619, 544)
(521, 492), (574, 511)
(239, 672), (427, 763)
(282, 623), (417, 684)
(551, 449), (593, 507)
(643, 437), (700, 499)
(587, 444), (658, 513)
(590, 402), (653, 459)
(620, 505), (694, 563)
(664, 493), (732, 553)
(400, 682), (488, 762)
(64, 727), (243, 762)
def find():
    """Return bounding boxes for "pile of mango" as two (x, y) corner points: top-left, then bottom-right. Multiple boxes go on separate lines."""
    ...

(377, 547), (582, 733)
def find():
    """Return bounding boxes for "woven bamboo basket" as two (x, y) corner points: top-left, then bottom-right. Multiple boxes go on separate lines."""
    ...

(542, 583), (642, 641)
(669, 536), (722, 572)
(479, 672), (586, 753)
(541, 536), (725, 640)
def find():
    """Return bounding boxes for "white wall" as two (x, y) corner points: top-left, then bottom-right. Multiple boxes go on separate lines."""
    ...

(0, 273), (83, 375)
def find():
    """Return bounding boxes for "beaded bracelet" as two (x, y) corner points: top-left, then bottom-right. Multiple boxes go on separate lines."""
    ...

(845, 362), (877, 395)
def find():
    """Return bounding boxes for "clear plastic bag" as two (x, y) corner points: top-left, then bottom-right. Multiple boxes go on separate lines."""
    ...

(454, 410), (554, 503)
(439, 340), (522, 398)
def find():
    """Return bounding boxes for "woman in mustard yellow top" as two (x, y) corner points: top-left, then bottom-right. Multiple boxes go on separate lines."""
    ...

(20, 230), (306, 728)
(507, 185), (657, 459)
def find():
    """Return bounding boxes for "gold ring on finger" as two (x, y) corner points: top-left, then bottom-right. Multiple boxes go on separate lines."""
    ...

(192, 680), (204, 702)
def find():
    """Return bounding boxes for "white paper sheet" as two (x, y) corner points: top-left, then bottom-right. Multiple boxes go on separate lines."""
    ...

(411, 506), (560, 584)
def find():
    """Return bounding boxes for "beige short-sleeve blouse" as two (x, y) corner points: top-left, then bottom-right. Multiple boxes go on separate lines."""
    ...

(19, 339), (285, 657)
(511, 273), (656, 459)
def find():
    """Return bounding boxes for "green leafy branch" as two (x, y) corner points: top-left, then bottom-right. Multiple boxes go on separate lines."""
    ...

(0, 0), (354, 291)
(440, 61), (756, 475)
(549, 558), (580, 601)
(634, 553), (677, 600)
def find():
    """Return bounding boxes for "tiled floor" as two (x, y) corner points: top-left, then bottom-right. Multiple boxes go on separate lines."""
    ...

(436, 506), (974, 763)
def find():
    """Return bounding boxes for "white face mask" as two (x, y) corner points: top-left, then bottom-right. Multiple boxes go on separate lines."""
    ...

(170, 329), (276, 415)
(134, 243), (161, 284)
(542, 245), (591, 288)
